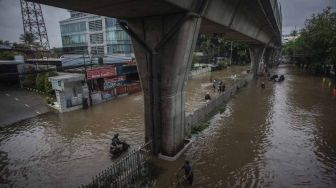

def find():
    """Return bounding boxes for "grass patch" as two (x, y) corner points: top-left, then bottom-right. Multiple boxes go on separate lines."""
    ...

(191, 121), (210, 134)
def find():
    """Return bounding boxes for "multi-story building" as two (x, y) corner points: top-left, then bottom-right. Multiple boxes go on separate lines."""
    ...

(59, 11), (133, 56)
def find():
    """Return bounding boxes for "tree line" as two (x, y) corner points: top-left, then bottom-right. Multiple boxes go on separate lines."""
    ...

(283, 7), (336, 74)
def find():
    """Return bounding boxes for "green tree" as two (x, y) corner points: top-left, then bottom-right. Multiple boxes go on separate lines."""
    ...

(19, 32), (36, 46)
(283, 7), (336, 69)
(36, 73), (46, 91)
(0, 51), (17, 60)
(44, 72), (57, 95)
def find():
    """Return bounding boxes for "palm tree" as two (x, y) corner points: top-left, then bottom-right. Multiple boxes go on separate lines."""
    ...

(19, 32), (36, 46)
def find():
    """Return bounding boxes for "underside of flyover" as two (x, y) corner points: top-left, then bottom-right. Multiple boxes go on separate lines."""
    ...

(29, 0), (282, 157)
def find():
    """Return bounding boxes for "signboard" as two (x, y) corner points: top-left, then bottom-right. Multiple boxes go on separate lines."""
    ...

(87, 67), (117, 80)
(103, 76), (126, 90)
(51, 80), (64, 91)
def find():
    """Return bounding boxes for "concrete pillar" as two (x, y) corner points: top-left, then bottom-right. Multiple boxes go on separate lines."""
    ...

(249, 45), (265, 78)
(264, 48), (272, 68)
(126, 13), (201, 156)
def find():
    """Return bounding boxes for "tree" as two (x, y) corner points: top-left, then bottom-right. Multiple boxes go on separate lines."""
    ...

(283, 7), (336, 70)
(19, 32), (37, 47)
(196, 34), (250, 65)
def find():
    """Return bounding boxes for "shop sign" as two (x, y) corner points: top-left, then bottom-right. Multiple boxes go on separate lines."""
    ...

(87, 67), (116, 80)
(103, 76), (126, 90)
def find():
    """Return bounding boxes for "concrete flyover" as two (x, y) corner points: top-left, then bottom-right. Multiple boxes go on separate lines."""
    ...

(29, 0), (282, 157)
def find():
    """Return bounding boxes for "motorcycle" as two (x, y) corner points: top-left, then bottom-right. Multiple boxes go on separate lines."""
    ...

(110, 141), (130, 158)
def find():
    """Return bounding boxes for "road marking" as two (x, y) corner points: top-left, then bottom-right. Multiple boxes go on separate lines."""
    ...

(25, 104), (30, 108)
(14, 98), (19, 101)
(36, 111), (41, 114)
(6, 93), (10, 96)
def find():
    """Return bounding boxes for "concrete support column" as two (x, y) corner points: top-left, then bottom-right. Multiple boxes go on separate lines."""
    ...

(249, 45), (265, 78)
(125, 13), (201, 156)
(264, 48), (272, 69)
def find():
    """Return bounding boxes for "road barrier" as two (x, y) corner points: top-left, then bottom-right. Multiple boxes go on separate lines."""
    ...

(185, 77), (250, 136)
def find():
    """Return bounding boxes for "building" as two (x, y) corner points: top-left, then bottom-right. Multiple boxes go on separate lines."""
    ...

(49, 73), (88, 113)
(59, 10), (133, 56)
(282, 34), (299, 44)
(0, 55), (28, 85)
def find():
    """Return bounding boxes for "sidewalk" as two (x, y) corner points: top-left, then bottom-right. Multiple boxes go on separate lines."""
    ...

(0, 86), (50, 126)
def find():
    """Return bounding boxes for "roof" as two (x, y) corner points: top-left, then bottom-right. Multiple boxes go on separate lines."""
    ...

(48, 73), (85, 82)
(0, 60), (24, 65)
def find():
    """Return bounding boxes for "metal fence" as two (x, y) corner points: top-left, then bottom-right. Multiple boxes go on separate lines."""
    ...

(80, 141), (152, 188)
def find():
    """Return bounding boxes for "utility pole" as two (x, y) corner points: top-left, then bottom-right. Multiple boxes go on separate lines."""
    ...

(229, 41), (233, 65)
(83, 52), (92, 106)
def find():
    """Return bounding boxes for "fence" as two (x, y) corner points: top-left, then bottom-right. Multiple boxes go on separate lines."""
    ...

(185, 77), (250, 136)
(80, 141), (152, 188)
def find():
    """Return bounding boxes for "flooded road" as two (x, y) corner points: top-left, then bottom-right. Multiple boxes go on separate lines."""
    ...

(156, 64), (336, 187)
(1, 65), (336, 187)
(0, 93), (145, 187)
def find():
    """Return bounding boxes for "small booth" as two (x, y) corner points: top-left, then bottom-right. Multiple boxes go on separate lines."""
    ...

(49, 73), (87, 113)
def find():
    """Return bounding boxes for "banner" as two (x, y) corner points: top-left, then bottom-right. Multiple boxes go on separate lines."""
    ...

(87, 67), (116, 80)
(103, 76), (126, 90)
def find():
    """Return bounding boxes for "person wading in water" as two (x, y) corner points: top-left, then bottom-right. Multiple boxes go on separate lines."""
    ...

(181, 160), (194, 186)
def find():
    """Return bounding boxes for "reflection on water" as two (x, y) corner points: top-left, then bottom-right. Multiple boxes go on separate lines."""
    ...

(0, 93), (145, 187)
(1, 65), (336, 187)
(155, 65), (336, 187)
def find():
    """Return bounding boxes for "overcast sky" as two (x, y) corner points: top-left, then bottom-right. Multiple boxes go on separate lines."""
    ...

(0, 0), (335, 48)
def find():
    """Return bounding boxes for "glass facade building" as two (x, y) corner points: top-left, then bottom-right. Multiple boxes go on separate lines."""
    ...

(59, 12), (133, 56)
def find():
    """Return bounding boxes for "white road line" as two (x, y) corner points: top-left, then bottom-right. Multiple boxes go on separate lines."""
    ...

(6, 93), (10, 96)
(36, 111), (41, 114)
(14, 98), (19, 101)
(25, 104), (30, 108)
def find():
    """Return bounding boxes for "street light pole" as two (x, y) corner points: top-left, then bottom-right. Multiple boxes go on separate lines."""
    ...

(229, 41), (233, 66)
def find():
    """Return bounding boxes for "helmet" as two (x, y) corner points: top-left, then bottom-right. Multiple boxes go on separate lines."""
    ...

(114, 133), (119, 138)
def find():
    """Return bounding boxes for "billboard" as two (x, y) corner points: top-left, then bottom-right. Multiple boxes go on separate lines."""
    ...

(87, 67), (117, 80)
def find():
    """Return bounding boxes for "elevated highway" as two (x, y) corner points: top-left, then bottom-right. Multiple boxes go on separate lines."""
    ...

(29, 0), (282, 157)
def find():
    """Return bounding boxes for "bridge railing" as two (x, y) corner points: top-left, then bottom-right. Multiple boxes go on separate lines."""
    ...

(80, 141), (152, 188)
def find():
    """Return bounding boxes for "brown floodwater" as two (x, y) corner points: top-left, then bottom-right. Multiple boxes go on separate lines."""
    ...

(155, 64), (336, 187)
(1, 65), (336, 187)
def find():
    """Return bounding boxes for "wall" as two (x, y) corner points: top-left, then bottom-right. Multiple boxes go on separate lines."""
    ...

(185, 76), (252, 137)
(188, 67), (211, 79)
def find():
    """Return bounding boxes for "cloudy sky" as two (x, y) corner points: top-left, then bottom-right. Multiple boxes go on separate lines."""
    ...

(0, 0), (335, 48)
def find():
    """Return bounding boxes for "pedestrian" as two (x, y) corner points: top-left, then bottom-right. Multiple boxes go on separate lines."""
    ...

(205, 93), (211, 101)
(181, 160), (194, 186)
(261, 82), (265, 89)
(213, 79), (217, 92)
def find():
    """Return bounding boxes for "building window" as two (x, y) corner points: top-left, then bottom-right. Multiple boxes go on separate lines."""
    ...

(89, 20), (103, 31)
(89, 33), (104, 44)
(91, 46), (105, 55)
(60, 22), (86, 33)
(107, 44), (133, 54)
(63, 46), (88, 54)
(105, 18), (116, 28)
(106, 30), (130, 41)
(62, 34), (86, 46)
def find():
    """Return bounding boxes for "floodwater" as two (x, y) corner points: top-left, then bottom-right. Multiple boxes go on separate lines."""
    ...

(1, 65), (336, 187)
(0, 66), (246, 187)
(155, 64), (336, 187)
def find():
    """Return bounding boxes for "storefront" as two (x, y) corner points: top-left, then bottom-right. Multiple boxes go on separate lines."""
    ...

(87, 66), (127, 103)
